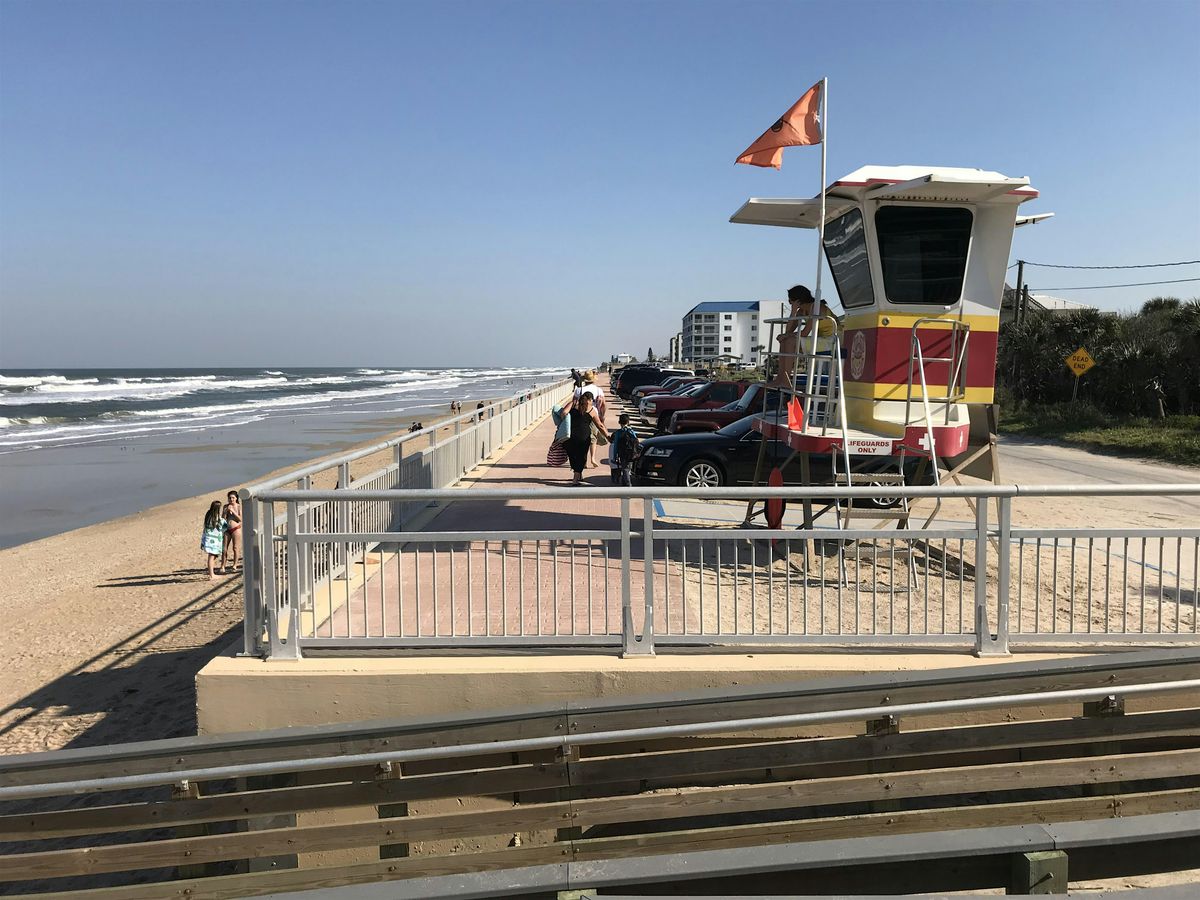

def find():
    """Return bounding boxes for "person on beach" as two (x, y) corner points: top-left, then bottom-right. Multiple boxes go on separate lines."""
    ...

(200, 501), (227, 580)
(221, 490), (242, 572)
(476, 400), (485, 422)
(561, 392), (605, 485)
(574, 370), (606, 468)
(571, 368), (582, 388)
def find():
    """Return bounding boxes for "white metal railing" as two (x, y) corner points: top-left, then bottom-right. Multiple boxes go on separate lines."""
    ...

(905, 317), (971, 487)
(239, 378), (573, 657)
(246, 483), (1200, 660)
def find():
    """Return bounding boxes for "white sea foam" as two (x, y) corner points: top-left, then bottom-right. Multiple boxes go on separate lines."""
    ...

(0, 366), (564, 451)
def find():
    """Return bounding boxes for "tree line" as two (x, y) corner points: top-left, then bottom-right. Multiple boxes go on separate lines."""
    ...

(996, 297), (1199, 418)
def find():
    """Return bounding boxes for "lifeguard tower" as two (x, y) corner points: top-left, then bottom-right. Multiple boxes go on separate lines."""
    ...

(732, 165), (1050, 499)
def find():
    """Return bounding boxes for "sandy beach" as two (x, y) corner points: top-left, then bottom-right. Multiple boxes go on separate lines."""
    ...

(0, 411), (470, 756)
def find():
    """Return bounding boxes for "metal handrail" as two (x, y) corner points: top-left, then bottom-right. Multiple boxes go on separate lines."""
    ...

(4, 677), (1196, 802)
(244, 377), (573, 496)
(255, 483), (1200, 501)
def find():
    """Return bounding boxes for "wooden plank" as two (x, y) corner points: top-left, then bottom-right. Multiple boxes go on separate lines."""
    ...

(6, 710), (1195, 842)
(572, 789), (1200, 860)
(0, 761), (566, 841)
(570, 709), (1200, 789)
(6, 844), (570, 900)
(0, 714), (570, 788)
(567, 664), (1200, 737)
(10, 789), (1197, 900)
(4, 747), (1197, 881)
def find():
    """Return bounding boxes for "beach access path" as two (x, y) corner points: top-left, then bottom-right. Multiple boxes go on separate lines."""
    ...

(0, 414), (470, 756)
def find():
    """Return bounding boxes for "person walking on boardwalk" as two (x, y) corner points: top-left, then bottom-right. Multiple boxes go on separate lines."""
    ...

(609, 413), (640, 486)
(200, 500), (228, 580)
(575, 369), (607, 468)
(221, 490), (242, 572)
(561, 392), (605, 485)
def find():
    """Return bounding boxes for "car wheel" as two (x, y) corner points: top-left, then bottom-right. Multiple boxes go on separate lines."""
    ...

(865, 481), (902, 509)
(680, 459), (723, 488)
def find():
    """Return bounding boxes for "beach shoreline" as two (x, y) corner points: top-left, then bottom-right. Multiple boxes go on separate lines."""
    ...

(0, 402), (497, 756)
(0, 401), (488, 550)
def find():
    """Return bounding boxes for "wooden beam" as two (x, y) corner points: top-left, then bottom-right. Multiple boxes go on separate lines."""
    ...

(4, 748), (1196, 881)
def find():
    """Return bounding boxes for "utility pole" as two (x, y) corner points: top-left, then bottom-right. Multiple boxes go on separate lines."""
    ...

(1013, 260), (1025, 324)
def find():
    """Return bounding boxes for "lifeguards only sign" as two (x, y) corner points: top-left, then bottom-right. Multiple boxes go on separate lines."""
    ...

(1066, 348), (1096, 377)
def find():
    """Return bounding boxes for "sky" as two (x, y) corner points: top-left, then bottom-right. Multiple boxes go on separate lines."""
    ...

(1, 0), (1198, 369)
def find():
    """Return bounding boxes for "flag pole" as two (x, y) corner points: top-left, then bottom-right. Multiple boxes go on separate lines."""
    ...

(802, 78), (828, 426)
(813, 77), (828, 306)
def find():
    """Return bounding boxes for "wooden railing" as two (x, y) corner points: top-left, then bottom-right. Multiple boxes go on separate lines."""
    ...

(1, 650), (1198, 897)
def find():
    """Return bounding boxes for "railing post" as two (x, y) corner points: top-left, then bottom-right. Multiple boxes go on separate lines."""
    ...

(393, 441), (405, 527)
(641, 497), (657, 655)
(298, 476), (314, 610)
(454, 419), (462, 475)
(995, 496), (1012, 655)
(619, 498), (639, 655)
(974, 497), (1004, 656)
(277, 502), (302, 660)
(263, 501), (285, 660)
(335, 462), (350, 575)
(240, 491), (263, 657)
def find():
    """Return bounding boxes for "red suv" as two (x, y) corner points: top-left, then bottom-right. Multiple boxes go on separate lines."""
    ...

(639, 381), (752, 433)
(666, 383), (783, 434)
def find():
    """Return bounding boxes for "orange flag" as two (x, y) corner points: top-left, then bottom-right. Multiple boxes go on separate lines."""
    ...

(787, 397), (806, 432)
(735, 81), (823, 169)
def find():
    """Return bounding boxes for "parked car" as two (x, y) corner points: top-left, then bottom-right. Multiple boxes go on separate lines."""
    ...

(639, 380), (752, 433)
(612, 366), (657, 396)
(666, 382), (783, 434)
(629, 375), (706, 402)
(615, 367), (692, 399)
(634, 416), (831, 487)
(634, 417), (925, 504)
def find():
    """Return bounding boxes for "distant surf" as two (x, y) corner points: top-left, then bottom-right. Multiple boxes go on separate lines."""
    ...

(0, 366), (563, 453)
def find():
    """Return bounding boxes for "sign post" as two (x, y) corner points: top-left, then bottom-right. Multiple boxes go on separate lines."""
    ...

(1065, 347), (1096, 401)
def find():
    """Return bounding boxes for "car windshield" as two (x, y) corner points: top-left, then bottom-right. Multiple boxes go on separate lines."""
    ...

(682, 383), (707, 396)
(716, 417), (757, 439)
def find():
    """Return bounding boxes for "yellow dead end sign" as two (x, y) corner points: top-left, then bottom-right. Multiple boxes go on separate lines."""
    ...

(1066, 348), (1096, 377)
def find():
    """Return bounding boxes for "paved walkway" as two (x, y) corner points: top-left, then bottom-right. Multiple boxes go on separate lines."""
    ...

(311, 377), (661, 642)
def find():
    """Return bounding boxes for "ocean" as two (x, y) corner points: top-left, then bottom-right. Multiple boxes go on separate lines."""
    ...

(0, 366), (564, 548)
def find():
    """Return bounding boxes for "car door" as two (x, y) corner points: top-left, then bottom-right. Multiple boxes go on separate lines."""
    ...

(722, 422), (792, 483)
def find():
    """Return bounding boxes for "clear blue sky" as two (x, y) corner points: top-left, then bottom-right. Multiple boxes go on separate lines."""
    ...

(1, 0), (1197, 368)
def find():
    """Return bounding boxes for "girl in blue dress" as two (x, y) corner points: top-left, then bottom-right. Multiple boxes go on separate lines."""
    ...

(201, 501), (227, 580)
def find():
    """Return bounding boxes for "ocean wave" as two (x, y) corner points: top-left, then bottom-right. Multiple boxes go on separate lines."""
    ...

(0, 366), (562, 451)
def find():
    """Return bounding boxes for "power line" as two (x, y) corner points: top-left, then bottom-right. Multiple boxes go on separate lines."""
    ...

(1020, 259), (1200, 270)
(1034, 277), (1200, 292)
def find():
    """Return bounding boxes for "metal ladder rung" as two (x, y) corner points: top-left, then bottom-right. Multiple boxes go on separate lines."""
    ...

(847, 473), (906, 484)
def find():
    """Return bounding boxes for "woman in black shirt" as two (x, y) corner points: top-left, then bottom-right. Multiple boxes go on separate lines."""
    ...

(562, 392), (605, 485)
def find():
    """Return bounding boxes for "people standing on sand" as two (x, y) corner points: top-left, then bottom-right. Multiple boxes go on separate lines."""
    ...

(200, 501), (227, 580)
(476, 400), (485, 422)
(221, 491), (242, 572)
(561, 392), (605, 485)
(571, 368), (582, 388)
(575, 370), (606, 468)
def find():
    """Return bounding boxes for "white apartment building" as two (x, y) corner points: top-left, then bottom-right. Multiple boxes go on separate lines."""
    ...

(680, 300), (787, 366)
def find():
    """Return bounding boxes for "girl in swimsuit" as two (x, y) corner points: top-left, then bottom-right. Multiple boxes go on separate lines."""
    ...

(222, 490), (243, 572)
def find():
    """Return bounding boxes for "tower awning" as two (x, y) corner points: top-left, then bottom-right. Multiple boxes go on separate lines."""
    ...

(729, 196), (857, 229)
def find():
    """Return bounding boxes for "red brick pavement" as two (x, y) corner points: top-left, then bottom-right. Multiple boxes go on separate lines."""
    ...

(310, 377), (661, 642)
